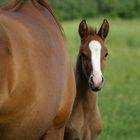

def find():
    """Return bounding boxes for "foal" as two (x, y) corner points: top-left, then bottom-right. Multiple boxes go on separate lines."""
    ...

(64, 19), (109, 140)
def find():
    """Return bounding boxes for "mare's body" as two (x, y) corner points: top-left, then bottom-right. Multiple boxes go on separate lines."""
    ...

(0, 0), (75, 139)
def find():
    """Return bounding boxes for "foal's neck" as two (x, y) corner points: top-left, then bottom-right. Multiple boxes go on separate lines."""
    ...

(75, 55), (89, 96)
(74, 54), (97, 112)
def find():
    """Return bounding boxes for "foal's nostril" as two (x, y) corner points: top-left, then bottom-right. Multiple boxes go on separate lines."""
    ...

(90, 75), (94, 83)
(102, 77), (104, 83)
(73, 137), (80, 140)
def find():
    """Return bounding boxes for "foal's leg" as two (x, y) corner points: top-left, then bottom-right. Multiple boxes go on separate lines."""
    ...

(40, 126), (65, 140)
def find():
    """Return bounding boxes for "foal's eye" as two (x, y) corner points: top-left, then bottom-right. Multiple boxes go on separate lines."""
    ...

(105, 52), (108, 57)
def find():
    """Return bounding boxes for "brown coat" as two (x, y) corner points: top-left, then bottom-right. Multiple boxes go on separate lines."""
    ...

(0, 0), (75, 139)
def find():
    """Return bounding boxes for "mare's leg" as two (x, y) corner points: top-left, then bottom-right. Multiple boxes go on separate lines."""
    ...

(40, 126), (65, 140)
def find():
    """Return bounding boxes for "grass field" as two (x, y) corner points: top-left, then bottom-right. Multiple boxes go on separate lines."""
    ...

(62, 18), (140, 140)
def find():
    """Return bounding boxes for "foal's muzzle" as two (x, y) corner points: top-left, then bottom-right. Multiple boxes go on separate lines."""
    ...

(89, 74), (104, 92)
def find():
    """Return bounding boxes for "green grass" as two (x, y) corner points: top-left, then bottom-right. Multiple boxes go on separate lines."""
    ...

(62, 18), (140, 140)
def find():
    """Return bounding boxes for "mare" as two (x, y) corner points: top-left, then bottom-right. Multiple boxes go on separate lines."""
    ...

(0, 0), (75, 139)
(64, 19), (109, 140)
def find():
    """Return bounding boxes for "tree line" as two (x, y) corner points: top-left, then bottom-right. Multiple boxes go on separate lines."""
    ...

(49, 0), (140, 20)
(0, 0), (140, 21)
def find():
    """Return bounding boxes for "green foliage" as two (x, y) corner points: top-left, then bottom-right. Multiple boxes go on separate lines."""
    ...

(1, 0), (140, 20)
(49, 0), (98, 20)
(63, 18), (140, 140)
(49, 0), (140, 20)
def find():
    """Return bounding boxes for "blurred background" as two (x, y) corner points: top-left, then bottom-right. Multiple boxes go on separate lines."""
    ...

(0, 0), (140, 140)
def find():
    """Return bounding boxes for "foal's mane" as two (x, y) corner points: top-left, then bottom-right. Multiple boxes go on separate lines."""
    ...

(87, 26), (97, 36)
(0, 0), (63, 34)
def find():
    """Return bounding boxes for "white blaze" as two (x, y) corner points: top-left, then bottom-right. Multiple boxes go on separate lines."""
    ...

(89, 40), (102, 84)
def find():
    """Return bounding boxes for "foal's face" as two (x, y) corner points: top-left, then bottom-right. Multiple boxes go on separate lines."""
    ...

(79, 19), (109, 92)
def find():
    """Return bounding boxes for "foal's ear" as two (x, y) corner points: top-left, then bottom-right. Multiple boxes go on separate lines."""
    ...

(79, 20), (88, 39)
(98, 19), (109, 40)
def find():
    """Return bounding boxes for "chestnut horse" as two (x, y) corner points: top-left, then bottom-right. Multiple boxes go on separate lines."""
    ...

(64, 19), (109, 140)
(0, 0), (75, 139)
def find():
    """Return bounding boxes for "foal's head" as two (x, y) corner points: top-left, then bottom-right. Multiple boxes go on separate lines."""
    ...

(78, 19), (109, 92)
